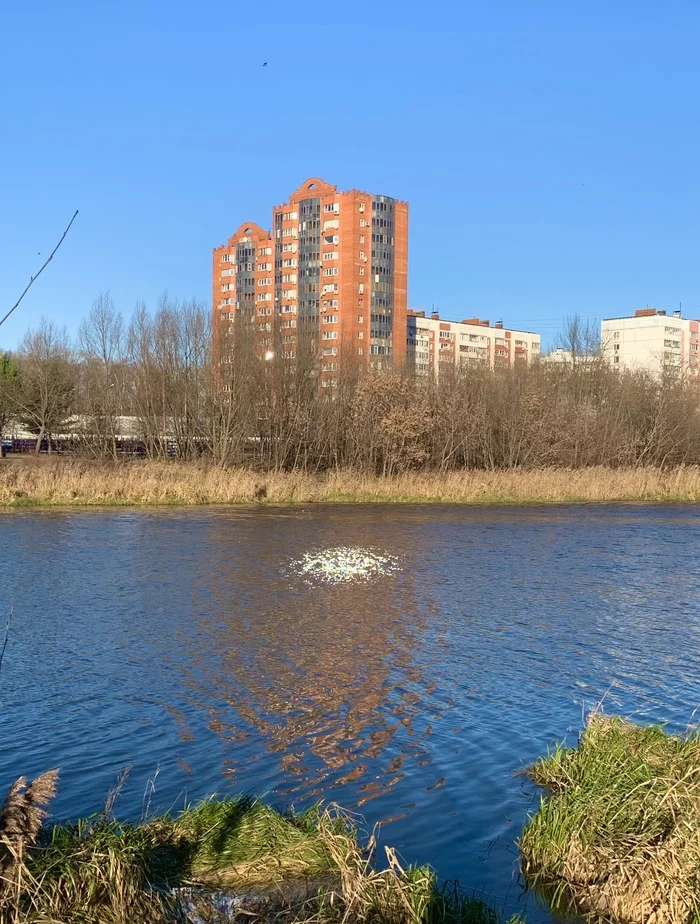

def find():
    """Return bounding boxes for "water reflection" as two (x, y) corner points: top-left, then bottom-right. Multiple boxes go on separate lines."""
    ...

(178, 516), (442, 806)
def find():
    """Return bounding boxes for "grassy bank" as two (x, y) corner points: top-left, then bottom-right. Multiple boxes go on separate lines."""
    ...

(0, 779), (513, 924)
(2, 458), (700, 507)
(519, 715), (700, 924)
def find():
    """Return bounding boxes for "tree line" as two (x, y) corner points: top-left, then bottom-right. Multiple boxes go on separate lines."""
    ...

(1, 292), (699, 472)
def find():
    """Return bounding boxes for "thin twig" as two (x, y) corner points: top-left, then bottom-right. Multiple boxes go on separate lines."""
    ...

(0, 210), (79, 330)
(0, 603), (12, 676)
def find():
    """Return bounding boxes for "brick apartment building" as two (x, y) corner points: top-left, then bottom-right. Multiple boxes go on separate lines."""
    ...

(407, 310), (541, 375)
(601, 308), (700, 381)
(213, 177), (409, 386)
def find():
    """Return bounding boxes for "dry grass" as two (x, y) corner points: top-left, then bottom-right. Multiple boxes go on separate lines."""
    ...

(0, 791), (513, 924)
(519, 714), (700, 924)
(2, 458), (700, 507)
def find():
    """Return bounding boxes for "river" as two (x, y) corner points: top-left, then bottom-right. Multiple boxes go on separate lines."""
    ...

(1, 504), (700, 919)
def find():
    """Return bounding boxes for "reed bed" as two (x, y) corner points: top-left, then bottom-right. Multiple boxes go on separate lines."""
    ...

(0, 781), (514, 924)
(519, 714), (700, 924)
(2, 459), (700, 507)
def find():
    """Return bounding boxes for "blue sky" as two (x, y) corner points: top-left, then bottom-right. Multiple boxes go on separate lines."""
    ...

(1, 0), (698, 349)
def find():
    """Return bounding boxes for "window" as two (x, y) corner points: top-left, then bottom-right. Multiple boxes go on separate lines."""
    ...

(322, 330), (338, 340)
(358, 346), (364, 355)
(282, 227), (298, 237)
(323, 347), (338, 355)
(282, 289), (297, 298)
(282, 273), (297, 283)
(257, 293), (272, 301)
(323, 219), (340, 231)
(323, 251), (339, 261)
(664, 339), (681, 348)
(358, 283), (364, 294)
(221, 254), (232, 262)
(324, 203), (340, 214)
(258, 277), (272, 286)
(515, 339), (525, 347)
(358, 266), (364, 275)
(281, 319), (297, 328)
(665, 326), (681, 335)
(281, 211), (297, 221)
(358, 331), (364, 339)
(257, 262), (272, 271)
(323, 267), (339, 276)
(358, 202), (366, 213)
(322, 283), (339, 294)
(613, 331), (620, 339)
(359, 219), (367, 227)
(322, 315), (338, 324)
(323, 299), (339, 308)
(221, 268), (234, 277)
(614, 356), (620, 364)
(221, 283), (233, 291)
(357, 314), (364, 323)
(357, 299), (363, 307)
(282, 242), (297, 252)
(282, 258), (297, 267)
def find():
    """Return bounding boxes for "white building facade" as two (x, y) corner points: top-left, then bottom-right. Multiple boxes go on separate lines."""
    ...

(406, 311), (540, 376)
(602, 309), (700, 381)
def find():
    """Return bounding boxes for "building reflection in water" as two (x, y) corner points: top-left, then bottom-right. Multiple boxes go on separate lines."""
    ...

(172, 510), (450, 808)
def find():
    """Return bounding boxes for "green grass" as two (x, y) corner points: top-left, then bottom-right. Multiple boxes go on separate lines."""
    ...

(1, 795), (521, 924)
(519, 714), (700, 924)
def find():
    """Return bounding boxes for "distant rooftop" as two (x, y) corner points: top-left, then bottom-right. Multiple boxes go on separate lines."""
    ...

(407, 309), (538, 335)
(603, 308), (687, 322)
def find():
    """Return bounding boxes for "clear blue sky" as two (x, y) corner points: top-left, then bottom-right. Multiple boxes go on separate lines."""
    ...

(1, 0), (698, 349)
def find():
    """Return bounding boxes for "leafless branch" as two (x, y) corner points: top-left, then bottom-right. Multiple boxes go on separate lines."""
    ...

(0, 603), (13, 676)
(0, 210), (79, 330)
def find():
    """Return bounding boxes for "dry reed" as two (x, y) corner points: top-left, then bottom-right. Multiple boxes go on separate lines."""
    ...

(2, 459), (700, 507)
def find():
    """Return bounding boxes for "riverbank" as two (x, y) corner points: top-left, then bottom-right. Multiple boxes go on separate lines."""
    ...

(2, 459), (700, 507)
(0, 781), (510, 924)
(520, 715), (700, 924)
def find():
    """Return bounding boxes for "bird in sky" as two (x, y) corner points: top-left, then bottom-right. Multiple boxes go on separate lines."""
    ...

(262, 62), (268, 66)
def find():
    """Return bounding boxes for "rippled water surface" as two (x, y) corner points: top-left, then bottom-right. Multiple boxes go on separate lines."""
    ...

(2, 504), (700, 919)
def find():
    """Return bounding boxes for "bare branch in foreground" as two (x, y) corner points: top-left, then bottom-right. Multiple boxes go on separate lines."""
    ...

(0, 210), (79, 331)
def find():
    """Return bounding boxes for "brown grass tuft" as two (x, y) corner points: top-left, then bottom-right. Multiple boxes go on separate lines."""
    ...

(520, 715), (700, 924)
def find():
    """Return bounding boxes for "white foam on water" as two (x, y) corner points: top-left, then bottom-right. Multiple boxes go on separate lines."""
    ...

(289, 546), (400, 585)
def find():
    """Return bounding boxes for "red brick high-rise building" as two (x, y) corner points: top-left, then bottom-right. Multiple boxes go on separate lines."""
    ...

(213, 178), (408, 385)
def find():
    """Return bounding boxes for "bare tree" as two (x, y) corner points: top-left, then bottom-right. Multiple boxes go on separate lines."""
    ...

(15, 319), (75, 453)
(78, 291), (125, 459)
(555, 314), (602, 366)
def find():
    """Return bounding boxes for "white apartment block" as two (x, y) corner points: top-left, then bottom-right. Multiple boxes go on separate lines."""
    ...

(407, 310), (540, 376)
(602, 309), (700, 381)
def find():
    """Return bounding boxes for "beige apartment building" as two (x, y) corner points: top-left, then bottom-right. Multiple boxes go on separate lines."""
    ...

(406, 310), (540, 375)
(601, 308), (700, 381)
